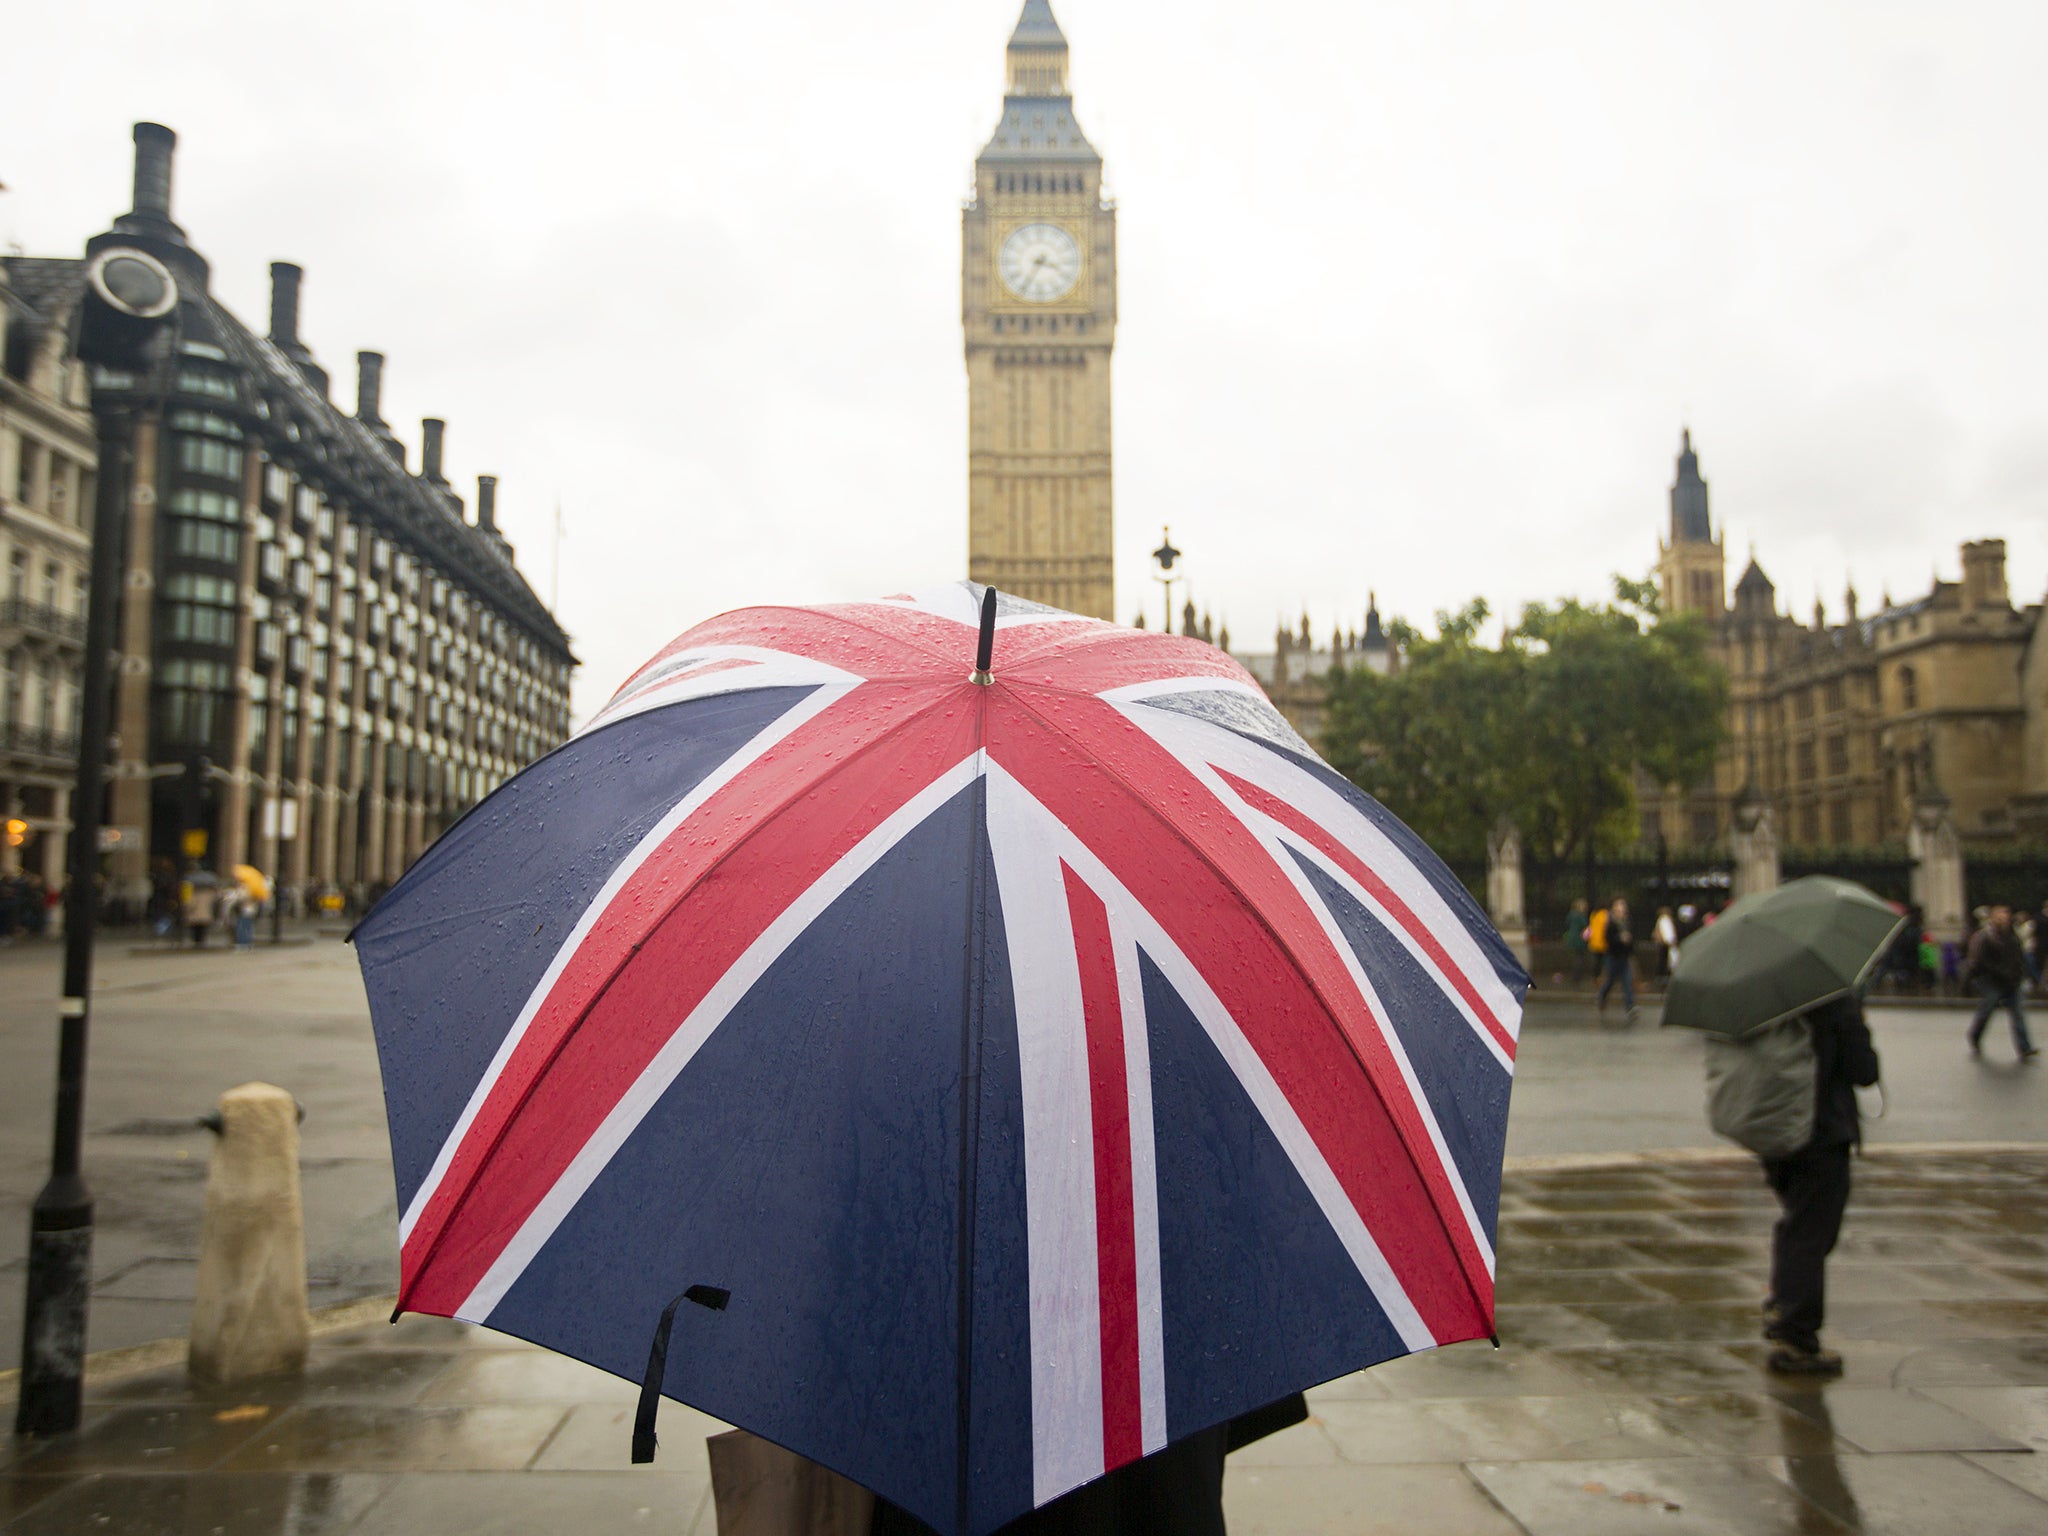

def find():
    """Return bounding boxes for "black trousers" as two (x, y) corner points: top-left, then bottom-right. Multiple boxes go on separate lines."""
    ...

(1761, 1141), (1852, 1353)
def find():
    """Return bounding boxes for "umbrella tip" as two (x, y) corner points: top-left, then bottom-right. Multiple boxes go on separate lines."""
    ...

(971, 585), (997, 684)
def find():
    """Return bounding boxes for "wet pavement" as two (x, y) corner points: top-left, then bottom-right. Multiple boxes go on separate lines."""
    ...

(5, 1147), (2046, 1534)
(4, 933), (2043, 1369)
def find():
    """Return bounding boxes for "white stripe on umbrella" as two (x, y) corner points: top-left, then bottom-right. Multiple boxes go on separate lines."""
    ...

(985, 769), (1107, 1506)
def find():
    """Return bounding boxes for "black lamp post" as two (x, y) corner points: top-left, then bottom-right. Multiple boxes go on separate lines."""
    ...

(14, 243), (178, 1437)
(1150, 528), (1181, 635)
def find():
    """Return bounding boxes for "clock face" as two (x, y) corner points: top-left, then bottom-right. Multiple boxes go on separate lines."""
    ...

(999, 223), (1082, 302)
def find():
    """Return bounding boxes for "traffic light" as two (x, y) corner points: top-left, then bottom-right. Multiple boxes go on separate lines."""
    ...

(4, 819), (27, 848)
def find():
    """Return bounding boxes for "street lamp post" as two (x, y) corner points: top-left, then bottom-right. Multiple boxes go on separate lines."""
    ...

(1151, 528), (1182, 636)
(15, 245), (178, 1437)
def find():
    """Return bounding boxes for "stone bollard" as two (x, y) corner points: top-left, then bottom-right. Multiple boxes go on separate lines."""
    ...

(188, 1082), (310, 1384)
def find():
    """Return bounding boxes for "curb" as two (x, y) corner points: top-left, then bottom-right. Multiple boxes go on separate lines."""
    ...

(0, 1291), (398, 1397)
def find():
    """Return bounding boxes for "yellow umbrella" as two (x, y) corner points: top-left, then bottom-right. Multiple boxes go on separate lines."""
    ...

(231, 864), (271, 903)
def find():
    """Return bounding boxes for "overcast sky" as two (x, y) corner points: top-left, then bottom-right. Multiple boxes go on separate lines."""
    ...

(6, 1), (2045, 717)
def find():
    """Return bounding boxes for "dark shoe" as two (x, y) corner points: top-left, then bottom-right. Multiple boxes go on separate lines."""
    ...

(1762, 1298), (1783, 1340)
(1968, 1036), (1983, 1057)
(1767, 1343), (1843, 1378)
(2023, 1048), (2040, 1062)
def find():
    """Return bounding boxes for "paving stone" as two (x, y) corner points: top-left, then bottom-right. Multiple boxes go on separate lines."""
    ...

(1627, 1270), (1759, 1305)
(1300, 1369), (1392, 1403)
(1963, 1450), (2048, 1501)
(0, 1473), (79, 1523)
(1, 1471), (391, 1535)
(1778, 1388), (2027, 1454)
(1646, 1393), (1848, 1457)
(1773, 1451), (2048, 1535)
(1912, 1386), (2048, 1450)
(11, 1403), (280, 1473)
(1496, 1271), (1666, 1306)
(1547, 1345), (1760, 1397)
(1354, 1342), (1594, 1400)
(419, 1348), (640, 1405)
(527, 1401), (728, 1474)
(1223, 1463), (1526, 1535)
(1226, 1419), (1342, 1466)
(1316, 1394), (1701, 1465)
(1571, 1302), (1760, 1345)
(221, 1404), (569, 1472)
(1493, 1303), (1626, 1349)
(1466, 1455), (1850, 1534)
(1491, 1238), (1650, 1273)
(347, 1469), (709, 1534)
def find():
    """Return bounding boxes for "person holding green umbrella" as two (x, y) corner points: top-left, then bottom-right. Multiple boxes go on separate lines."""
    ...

(1664, 876), (1897, 1377)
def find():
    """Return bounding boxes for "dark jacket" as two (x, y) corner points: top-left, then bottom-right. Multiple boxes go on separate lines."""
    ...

(1805, 995), (1880, 1151)
(1604, 906), (1635, 957)
(1967, 924), (2028, 993)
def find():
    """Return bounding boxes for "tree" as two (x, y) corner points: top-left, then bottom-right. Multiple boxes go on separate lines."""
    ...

(1321, 577), (1726, 861)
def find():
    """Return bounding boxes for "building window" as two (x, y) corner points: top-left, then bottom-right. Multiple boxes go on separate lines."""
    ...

(1899, 666), (1918, 711)
(169, 520), (241, 562)
(155, 657), (233, 748)
(169, 487), (241, 523)
(1826, 735), (1849, 777)
(1796, 740), (1816, 781)
(174, 434), (244, 480)
(1829, 801), (1852, 844)
(161, 572), (238, 646)
(15, 443), (40, 506)
(260, 544), (285, 583)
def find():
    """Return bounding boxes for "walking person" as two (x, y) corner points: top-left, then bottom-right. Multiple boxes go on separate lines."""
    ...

(1562, 897), (1590, 985)
(1654, 905), (1680, 980)
(1965, 904), (2037, 1061)
(1761, 993), (1881, 1376)
(1595, 895), (1638, 1022)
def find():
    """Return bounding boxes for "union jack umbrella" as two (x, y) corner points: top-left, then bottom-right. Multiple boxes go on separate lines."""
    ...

(355, 584), (1527, 1536)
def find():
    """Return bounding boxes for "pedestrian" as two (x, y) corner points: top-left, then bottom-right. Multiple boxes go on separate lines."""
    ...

(232, 889), (257, 950)
(181, 874), (217, 948)
(1760, 993), (1881, 1377)
(1965, 903), (2037, 1061)
(1595, 895), (1638, 1021)
(1654, 904), (1679, 979)
(2032, 901), (2048, 995)
(1562, 897), (1590, 984)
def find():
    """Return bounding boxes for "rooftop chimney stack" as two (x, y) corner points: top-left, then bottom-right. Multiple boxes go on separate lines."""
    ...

(268, 262), (303, 350)
(132, 122), (177, 223)
(356, 351), (385, 424)
(477, 475), (498, 532)
(421, 418), (446, 484)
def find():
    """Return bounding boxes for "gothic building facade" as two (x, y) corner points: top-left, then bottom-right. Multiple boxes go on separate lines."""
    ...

(964, 1), (1118, 619)
(1652, 431), (2034, 851)
(19, 123), (574, 905)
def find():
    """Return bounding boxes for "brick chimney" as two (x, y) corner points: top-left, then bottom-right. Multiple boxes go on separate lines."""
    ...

(477, 475), (498, 532)
(1960, 539), (2009, 612)
(355, 351), (384, 424)
(269, 263), (303, 350)
(268, 262), (327, 395)
(421, 418), (447, 485)
(132, 123), (178, 227)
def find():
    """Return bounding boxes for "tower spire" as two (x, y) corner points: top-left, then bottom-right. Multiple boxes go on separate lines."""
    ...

(1007, 0), (1070, 96)
(1670, 427), (1711, 544)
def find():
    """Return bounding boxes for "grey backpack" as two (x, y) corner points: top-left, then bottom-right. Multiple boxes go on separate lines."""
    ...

(1704, 1017), (1815, 1159)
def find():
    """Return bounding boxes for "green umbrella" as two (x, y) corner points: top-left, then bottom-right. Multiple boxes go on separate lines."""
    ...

(1662, 875), (1907, 1038)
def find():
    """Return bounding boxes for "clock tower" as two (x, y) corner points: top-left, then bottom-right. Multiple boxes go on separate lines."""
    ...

(964, 0), (1117, 619)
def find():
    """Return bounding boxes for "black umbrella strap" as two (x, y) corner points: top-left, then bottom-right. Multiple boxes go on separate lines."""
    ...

(631, 1284), (730, 1464)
